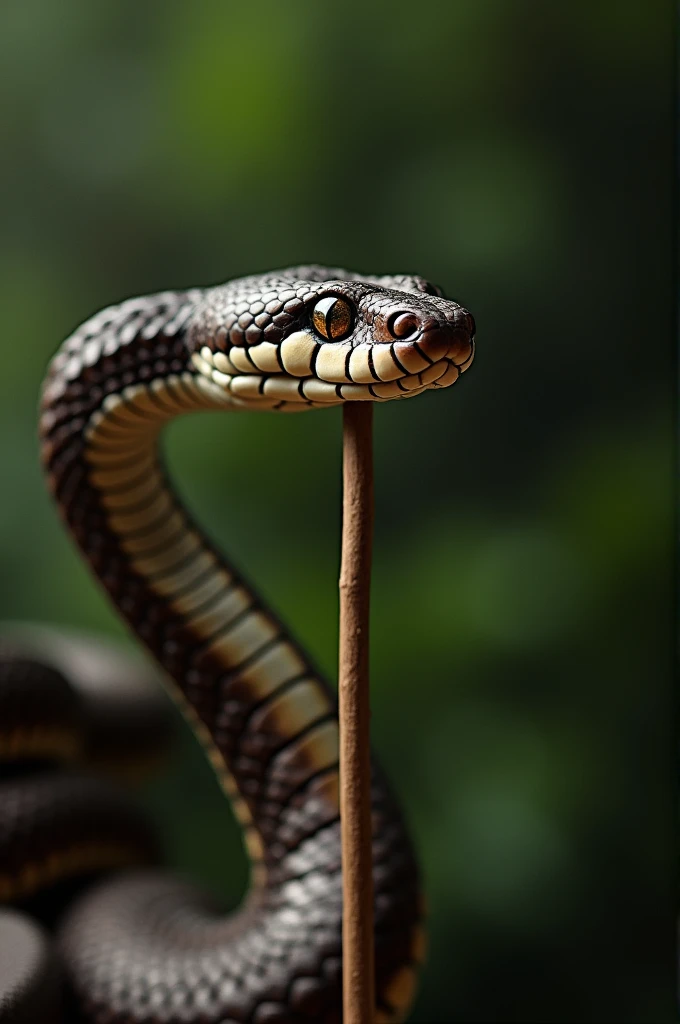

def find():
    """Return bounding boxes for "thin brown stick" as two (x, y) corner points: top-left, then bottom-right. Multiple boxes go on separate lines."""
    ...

(339, 401), (375, 1024)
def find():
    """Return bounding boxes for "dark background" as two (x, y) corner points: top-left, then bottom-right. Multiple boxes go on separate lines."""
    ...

(0, 2), (674, 1021)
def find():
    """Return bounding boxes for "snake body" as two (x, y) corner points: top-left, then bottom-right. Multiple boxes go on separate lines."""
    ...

(2, 266), (474, 1023)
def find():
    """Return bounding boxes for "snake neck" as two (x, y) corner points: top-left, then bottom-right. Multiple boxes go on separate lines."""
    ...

(39, 291), (343, 888)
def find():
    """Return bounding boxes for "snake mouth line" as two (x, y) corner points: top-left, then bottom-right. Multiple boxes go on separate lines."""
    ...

(191, 332), (474, 410)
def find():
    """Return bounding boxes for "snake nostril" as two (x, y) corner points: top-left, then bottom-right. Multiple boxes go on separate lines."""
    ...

(389, 312), (420, 340)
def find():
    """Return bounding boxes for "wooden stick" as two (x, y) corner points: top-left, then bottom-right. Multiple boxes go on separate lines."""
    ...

(339, 401), (375, 1024)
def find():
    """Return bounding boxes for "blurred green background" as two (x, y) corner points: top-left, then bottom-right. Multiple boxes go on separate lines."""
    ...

(0, 1), (673, 1021)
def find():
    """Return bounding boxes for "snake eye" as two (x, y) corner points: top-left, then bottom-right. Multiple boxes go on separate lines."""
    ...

(389, 312), (420, 339)
(312, 296), (353, 340)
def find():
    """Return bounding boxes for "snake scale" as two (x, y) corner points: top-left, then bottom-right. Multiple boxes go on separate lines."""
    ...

(0, 265), (475, 1023)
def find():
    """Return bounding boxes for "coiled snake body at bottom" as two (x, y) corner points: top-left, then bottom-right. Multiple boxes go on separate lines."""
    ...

(0, 266), (475, 1023)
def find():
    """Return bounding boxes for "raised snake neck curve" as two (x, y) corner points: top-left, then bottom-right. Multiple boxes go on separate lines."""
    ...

(37, 265), (475, 1023)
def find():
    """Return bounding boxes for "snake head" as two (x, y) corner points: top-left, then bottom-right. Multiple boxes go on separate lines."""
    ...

(188, 266), (475, 411)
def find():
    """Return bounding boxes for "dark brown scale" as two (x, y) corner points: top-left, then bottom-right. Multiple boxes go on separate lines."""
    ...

(264, 324), (283, 344)
(273, 312), (293, 329)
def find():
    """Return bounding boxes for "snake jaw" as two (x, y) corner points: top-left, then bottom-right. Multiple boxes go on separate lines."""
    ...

(190, 321), (474, 412)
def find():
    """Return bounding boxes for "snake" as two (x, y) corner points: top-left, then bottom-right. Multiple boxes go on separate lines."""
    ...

(0, 265), (475, 1023)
